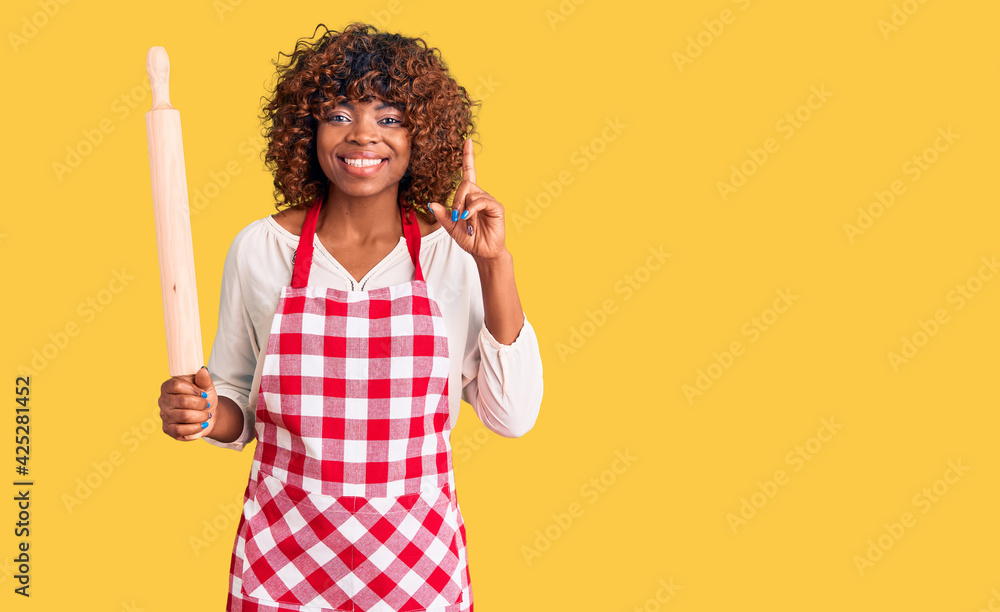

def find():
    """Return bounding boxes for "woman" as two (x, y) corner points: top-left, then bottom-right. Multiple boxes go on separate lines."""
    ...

(157, 22), (543, 611)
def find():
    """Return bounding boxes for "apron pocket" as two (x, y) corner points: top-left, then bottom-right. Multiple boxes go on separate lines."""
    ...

(348, 485), (464, 612)
(241, 473), (356, 610)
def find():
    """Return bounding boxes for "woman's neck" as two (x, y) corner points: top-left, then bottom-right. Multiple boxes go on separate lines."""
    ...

(318, 183), (402, 244)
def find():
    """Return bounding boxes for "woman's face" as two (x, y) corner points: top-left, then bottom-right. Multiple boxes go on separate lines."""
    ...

(316, 97), (411, 200)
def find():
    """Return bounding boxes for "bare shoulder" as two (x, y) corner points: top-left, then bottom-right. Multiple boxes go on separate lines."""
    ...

(271, 207), (307, 236)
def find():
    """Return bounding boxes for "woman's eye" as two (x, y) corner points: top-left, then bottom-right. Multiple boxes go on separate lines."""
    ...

(379, 117), (402, 125)
(328, 114), (349, 123)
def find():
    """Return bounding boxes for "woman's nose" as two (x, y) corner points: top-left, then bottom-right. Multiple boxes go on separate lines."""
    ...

(347, 118), (379, 144)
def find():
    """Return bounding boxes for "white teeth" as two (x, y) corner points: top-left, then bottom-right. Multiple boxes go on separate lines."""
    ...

(342, 157), (384, 167)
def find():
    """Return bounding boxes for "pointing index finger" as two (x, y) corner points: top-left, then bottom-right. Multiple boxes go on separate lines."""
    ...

(462, 137), (477, 185)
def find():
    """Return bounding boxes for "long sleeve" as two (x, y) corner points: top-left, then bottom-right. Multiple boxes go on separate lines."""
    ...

(459, 258), (544, 438)
(203, 223), (260, 452)
(195, 213), (543, 449)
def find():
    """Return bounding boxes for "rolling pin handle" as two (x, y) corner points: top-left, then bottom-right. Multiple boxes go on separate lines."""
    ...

(146, 46), (173, 111)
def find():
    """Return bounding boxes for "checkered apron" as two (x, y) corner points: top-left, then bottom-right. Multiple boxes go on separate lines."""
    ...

(226, 197), (472, 611)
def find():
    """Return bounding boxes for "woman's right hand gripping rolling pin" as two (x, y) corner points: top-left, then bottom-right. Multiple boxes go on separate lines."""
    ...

(158, 366), (225, 442)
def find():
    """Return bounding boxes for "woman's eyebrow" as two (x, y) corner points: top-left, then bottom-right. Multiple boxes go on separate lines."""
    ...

(334, 101), (400, 111)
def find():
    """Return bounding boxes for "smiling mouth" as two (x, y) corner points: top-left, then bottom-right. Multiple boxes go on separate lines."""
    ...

(338, 157), (387, 168)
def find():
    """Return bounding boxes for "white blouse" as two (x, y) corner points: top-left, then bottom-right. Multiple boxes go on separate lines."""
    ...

(202, 213), (544, 451)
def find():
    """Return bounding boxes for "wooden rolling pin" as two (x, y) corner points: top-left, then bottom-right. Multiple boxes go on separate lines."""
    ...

(145, 46), (203, 380)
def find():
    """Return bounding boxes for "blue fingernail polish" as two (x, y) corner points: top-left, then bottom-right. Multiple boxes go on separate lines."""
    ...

(201, 422), (208, 429)
(461, 210), (470, 220)
(452, 209), (459, 222)
(207, 402), (211, 409)
(201, 391), (207, 398)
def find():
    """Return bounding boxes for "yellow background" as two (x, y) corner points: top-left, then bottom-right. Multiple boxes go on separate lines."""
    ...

(2, 0), (999, 610)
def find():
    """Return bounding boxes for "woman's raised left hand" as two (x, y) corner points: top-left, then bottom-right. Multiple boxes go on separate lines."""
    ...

(427, 138), (508, 262)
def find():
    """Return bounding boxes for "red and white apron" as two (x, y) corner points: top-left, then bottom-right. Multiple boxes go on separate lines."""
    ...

(226, 196), (472, 611)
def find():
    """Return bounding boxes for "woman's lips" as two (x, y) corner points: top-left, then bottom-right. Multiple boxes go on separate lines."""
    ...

(337, 156), (387, 177)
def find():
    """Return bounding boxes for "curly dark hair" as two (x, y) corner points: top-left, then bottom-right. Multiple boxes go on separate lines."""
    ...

(259, 22), (478, 223)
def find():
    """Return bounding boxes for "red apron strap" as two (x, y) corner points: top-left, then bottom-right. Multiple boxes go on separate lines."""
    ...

(291, 196), (323, 288)
(401, 200), (424, 282)
(295, 194), (422, 287)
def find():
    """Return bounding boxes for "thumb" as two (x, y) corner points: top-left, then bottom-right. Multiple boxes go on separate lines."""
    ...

(427, 202), (458, 235)
(194, 366), (214, 394)
(427, 202), (446, 225)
